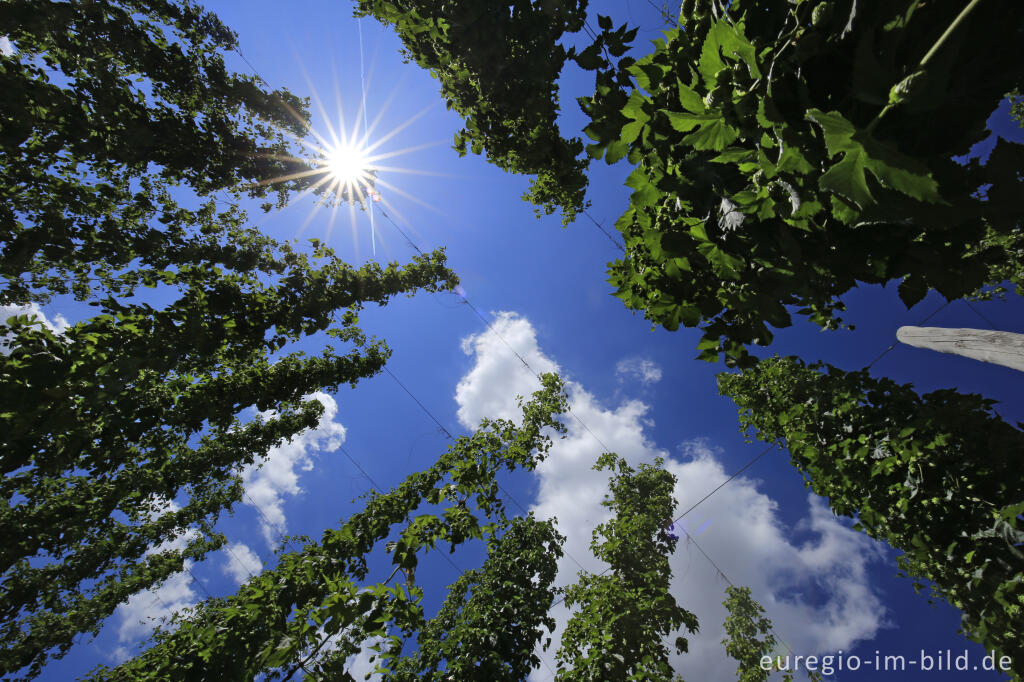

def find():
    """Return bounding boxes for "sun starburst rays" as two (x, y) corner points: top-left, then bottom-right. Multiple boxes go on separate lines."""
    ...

(242, 46), (454, 259)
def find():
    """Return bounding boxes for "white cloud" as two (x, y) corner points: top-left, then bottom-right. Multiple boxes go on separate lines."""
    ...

(615, 356), (663, 385)
(114, 569), (196, 646)
(345, 636), (385, 681)
(221, 542), (263, 584)
(1, 303), (69, 354)
(454, 312), (888, 681)
(455, 311), (559, 429)
(0, 37), (13, 57)
(112, 500), (200, 649)
(242, 391), (346, 548)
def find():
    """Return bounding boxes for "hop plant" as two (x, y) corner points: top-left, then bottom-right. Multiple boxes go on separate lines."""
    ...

(888, 70), (929, 106)
(811, 1), (834, 28)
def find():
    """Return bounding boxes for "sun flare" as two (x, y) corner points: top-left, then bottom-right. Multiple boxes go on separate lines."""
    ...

(249, 57), (449, 257)
(327, 143), (372, 187)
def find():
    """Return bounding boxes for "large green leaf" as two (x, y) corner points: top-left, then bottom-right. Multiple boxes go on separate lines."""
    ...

(682, 118), (740, 151)
(665, 110), (738, 150)
(806, 109), (942, 208)
(677, 79), (705, 114)
(698, 18), (762, 88)
(621, 90), (651, 123)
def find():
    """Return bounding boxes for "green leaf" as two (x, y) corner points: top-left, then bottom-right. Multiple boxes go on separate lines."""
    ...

(621, 90), (651, 124)
(698, 18), (762, 89)
(677, 80), (705, 114)
(575, 42), (605, 70)
(665, 110), (713, 133)
(621, 120), (646, 145)
(711, 148), (755, 164)
(605, 140), (629, 164)
(682, 118), (740, 151)
(897, 276), (928, 308)
(806, 109), (942, 208)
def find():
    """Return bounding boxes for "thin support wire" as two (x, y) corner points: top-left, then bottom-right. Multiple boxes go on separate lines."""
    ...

(867, 300), (951, 370)
(963, 299), (999, 330)
(582, 209), (626, 252)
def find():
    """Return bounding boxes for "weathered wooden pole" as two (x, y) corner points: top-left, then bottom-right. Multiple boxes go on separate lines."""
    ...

(896, 326), (1024, 373)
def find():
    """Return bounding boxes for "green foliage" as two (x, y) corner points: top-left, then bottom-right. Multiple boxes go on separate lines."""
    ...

(0, 2), (458, 676)
(354, 0), (592, 224)
(387, 514), (564, 681)
(718, 357), (1024, 677)
(0, 245), (455, 679)
(723, 586), (779, 682)
(722, 585), (822, 682)
(556, 454), (697, 681)
(85, 375), (570, 681)
(0, 0), (342, 306)
(577, 0), (1024, 366)
(1009, 88), (1024, 128)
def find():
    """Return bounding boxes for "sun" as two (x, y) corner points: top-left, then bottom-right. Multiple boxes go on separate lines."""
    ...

(247, 59), (447, 257)
(327, 142), (372, 187)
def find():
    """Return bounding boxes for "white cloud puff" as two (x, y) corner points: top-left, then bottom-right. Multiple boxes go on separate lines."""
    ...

(615, 356), (663, 385)
(454, 312), (888, 680)
(1, 303), (70, 354)
(344, 636), (386, 681)
(112, 499), (200, 650)
(455, 311), (559, 429)
(0, 37), (13, 57)
(114, 569), (196, 646)
(242, 391), (346, 548)
(221, 542), (263, 584)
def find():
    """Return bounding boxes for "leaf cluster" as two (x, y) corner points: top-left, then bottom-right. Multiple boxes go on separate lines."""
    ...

(719, 356), (1024, 676)
(0, 0), (323, 305)
(354, 0), (592, 224)
(556, 454), (697, 681)
(1, 2), (459, 675)
(578, 0), (1024, 365)
(0, 243), (455, 678)
(85, 375), (570, 681)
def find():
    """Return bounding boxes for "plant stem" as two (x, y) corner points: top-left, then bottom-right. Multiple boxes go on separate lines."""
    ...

(919, 0), (984, 69)
(868, 0), (985, 132)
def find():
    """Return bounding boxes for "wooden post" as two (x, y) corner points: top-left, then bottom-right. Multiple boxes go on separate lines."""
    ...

(896, 326), (1024, 373)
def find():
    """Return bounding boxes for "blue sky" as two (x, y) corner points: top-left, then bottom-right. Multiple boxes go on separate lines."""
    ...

(15, 1), (1024, 680)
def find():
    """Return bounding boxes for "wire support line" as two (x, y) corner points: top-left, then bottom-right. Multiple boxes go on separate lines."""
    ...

(541, 521), (801, 682)
(381, 360), (593, 575)
(963, 299), (999, 330)
(184, 563), (215, 601)
(379, 365), (596, 635)
(377, 207), (426, 256)
(866, 299), (951, 370)
(357, 17), (377, 256)
(235, 48), (270, 87)
(338, 443), (388, 495)
(224, 536), (264, 577)
(644, 0), (677, 26)
(243, 490), (288, 547)
(544, 444), (774, 606)
(670, 443), (777, 526)
(383, 366), (454, 440)
(458, 295), (616, 456)
(582, 209), (625, 252)
(338, 443), (464, 578)
(377, 203), (617, 458)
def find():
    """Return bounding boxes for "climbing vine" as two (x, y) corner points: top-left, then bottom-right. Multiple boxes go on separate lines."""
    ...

(578, 0), (1023, 366)
(719, 356), (1024, 676)
(354, 0), (592, 224)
